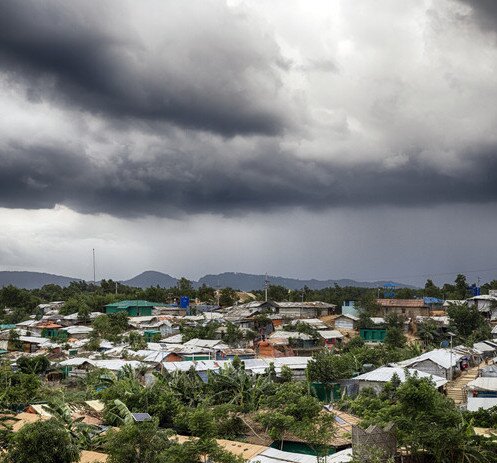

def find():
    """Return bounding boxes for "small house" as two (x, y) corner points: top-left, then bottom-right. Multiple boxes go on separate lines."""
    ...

(333, 314), (359, 331)
(360, 328), (386, 343)
(318, 330), (344, 348)
(467, 377), (497, 411)
(353, 366), (447, 393)
(104, 300), (161, 317)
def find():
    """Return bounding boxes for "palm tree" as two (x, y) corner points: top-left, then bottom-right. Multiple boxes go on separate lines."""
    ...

(42, 401), (99, 450)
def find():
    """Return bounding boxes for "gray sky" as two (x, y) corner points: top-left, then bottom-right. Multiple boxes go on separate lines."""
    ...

(1, 0), (497, 286)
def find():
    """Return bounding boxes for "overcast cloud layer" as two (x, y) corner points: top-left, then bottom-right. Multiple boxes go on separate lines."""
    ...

(1, 0), (497, 283)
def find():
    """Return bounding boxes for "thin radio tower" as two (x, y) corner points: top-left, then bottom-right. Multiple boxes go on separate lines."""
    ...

(264, 273), (269, 302)
(92, 248), (96, 284)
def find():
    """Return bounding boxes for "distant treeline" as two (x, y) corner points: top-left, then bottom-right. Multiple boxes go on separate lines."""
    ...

(1, 274), (496, 325)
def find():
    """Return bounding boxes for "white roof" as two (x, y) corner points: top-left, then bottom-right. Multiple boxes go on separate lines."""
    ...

(468, 295), (497, 301)
(251, 447), (318, 463)
(467, 377), (497, 392)
(59, 357), (94, 367)
(336, 314), (360, 321)
(251, 447), (352, 463)
(290, 318), (327, 327)
(317, 330), (344, 339)
(443, 300), (466, 307)
(163, 334), (183, 344)
(467, 397), (497, 412)
(492, 325), (497, 334)
(16, 320), (39, 327)
(130, 350), (172, 363)
(268, 331), (313, 341)
(183, 338), (228, 349)
(397, 348), (462, 370)
(91, 359), (146, 371)
(61, 326), (94, 335)
(473, 342), (497, 353)
(19, 336), (50, 345)
(370, 317), (386, 325)
(354, 366), (448, 388)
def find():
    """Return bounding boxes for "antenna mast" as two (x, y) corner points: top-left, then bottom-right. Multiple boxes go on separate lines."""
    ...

(92, 248), (96, 284)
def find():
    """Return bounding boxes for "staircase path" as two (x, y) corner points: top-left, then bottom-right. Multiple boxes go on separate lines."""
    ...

(446, 365), (481, 405)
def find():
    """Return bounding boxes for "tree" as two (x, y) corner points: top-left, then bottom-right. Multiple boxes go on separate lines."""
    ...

(219, 287), (237, 307)
(447, 302), (490, 339)
(177, 278), (194, 298)
(384, 314), (406, 348)
(4, 419), (80, 463)
(417, 319), (440, 346)
(106, 420), (170, 463)
(424, 279), (442, 298)
(455, 274), (469, 299)
(0, 363), (41, 407)
(128, 331), (147, 350)
(307, 349), (355, 384)
(267, 285), (288, 301)
(222, 323), (243, 347)
(92, 312), (129, 341)
(7, 329), (22, 351)
(17, 355), (50, 375)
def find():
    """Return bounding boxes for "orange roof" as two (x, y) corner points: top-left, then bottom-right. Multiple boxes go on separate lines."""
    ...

(36, 322), (62, 329)
(376, 299), (426, 308)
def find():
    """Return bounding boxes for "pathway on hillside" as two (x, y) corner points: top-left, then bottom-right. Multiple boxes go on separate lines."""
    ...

(446, 365), (481, 405)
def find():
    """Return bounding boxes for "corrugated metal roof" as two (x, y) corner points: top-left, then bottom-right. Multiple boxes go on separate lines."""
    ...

(354, 366), (447, 388)
(317, 330), (344, 339)
(376, 298), (426, 308)
(397, 348), (462, 370)
(467, 377), (497, 391)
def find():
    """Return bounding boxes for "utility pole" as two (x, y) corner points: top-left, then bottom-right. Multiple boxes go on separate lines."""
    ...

(92, 248), (96, 284)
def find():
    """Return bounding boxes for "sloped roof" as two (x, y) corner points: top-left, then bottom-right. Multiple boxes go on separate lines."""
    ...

(317, 330), (344, 339)
(376, 298), (426, 308)
(105, 300), (162, 308)
(354, 366), (447, 388)
(467, 377), (497, 392)
(397, 348), (462, 370)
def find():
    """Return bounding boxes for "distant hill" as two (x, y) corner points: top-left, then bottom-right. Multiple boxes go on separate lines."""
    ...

(0, 270), (415, 290)
(197, 272), (415, 291)
(0, 271), (81, 289)
(122, 271), (178, 288)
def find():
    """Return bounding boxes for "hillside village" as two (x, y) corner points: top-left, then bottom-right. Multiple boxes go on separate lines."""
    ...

(1, 277), (497, 462)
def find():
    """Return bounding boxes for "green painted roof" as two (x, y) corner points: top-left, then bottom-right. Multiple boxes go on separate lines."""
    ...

(105, 300), (162, 309)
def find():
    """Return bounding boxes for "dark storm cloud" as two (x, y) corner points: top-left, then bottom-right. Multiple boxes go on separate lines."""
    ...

(455, 1), (497, 32)
(0, 0), (292, 137)
(1, 141), (497, 218)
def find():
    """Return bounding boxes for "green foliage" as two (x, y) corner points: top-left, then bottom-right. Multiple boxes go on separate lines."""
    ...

(128, 331), (147, 350)
(222, 322), (243, 347)
(219, 287), (237, 307)
(106, 420), (170, 463)
(4, 418), (80, 463)
(424, 279), (443, 298)
(267, 284), (289, 301)
(16, 355), (51, 375)
(92, 312), (129, 341)
(344, 336), (365, 350)
(180, 322), (220, 343)
(384, 326), (406, 348)
(0, 363), (41, 408)
(342, 373), (497, 463)
(307, 349), (355, 384)
(447, 302), (491, 340)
